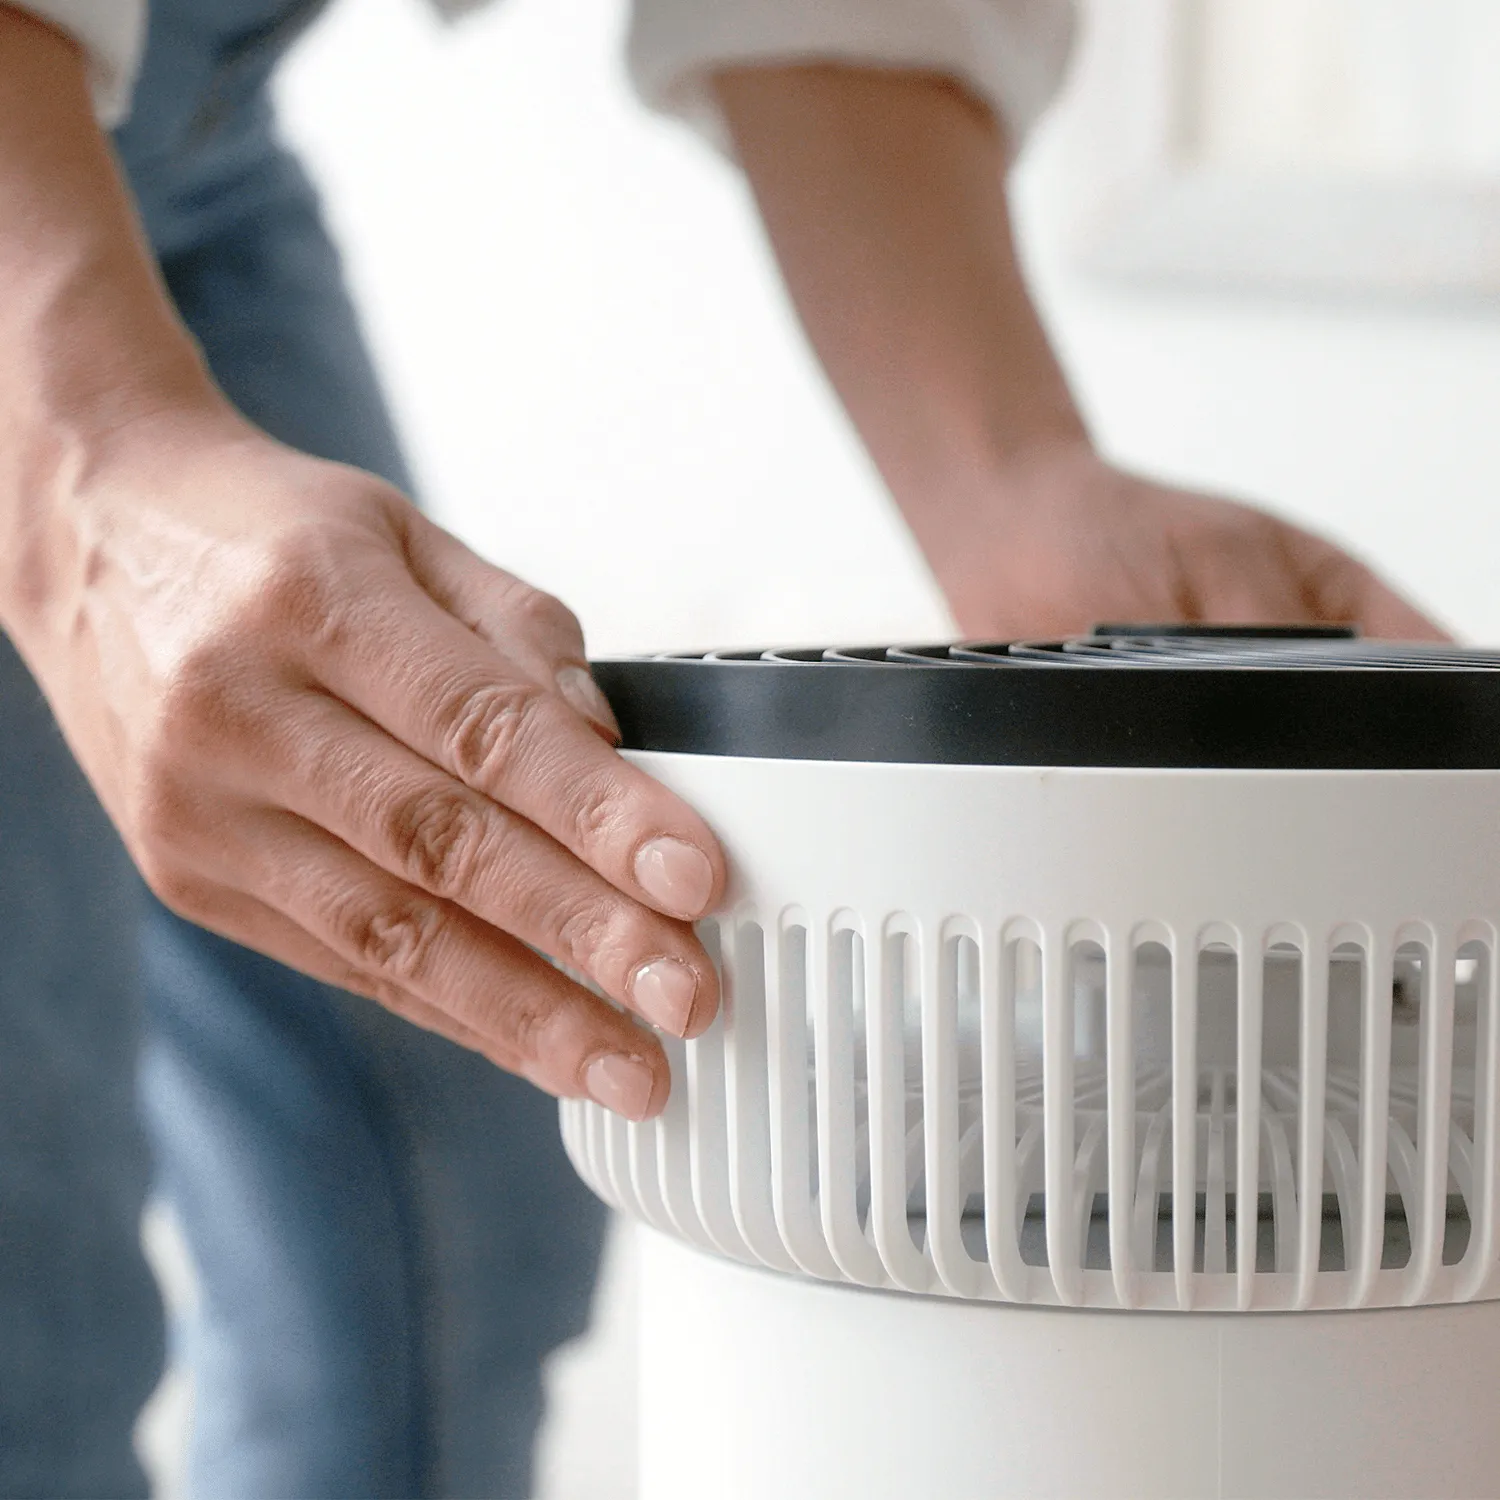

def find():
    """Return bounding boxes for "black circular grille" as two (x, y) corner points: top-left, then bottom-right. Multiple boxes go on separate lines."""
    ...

(591, 629), (1500, 768)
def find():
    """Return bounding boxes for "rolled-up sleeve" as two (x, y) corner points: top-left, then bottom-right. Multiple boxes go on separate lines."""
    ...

(628, 0), (1076, 157)
(8, 1), (148, 126)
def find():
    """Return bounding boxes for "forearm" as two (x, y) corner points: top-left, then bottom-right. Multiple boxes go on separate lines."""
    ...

(714, 64), (1085, 589)
(0, 4), (215, 633)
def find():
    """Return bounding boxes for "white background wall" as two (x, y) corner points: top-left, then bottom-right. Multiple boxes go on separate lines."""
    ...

(139, 0), (1500, 1493)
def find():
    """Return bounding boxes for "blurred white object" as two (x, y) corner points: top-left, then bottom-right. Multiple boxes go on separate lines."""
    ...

(1058, 0), (1500, 295)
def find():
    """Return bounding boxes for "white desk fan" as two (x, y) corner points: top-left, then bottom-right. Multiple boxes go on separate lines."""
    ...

(563, 629), (1500, 1500)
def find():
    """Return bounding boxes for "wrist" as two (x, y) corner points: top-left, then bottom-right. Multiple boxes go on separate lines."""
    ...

(891, 427), (1099, 599)
(0, 354), (231, 642)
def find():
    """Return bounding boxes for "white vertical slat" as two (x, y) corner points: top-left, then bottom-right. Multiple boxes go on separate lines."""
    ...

(582, 1098), (609, 1202)
(557, 1099), (583, 1178)
(1408, 928), (1456, 1303)
(628, 1114), (674, 1235)
(812, 917), (887, 1285)
(984, 930), (1028, 1302)
(724, 921), (796, 1271)
(1462, 934), (1500, 1300)
(1171, 936), (1199, 1310)
(1042, 927), (1082, 1304)
(685, 996), (748, 1258)
(1106, 931), (1138, 1307)
(868, 924), (930, 1291)
(1235, 936), (1265, 1309)
(655, 1032), (717, 1251)
(766, 921), (839, 1278)
(927, 928), (983, 1297)
(1352, 932), (1394, 1306)
(1295, 936), (1330, 1308)
(601, 1106), (639, 1222)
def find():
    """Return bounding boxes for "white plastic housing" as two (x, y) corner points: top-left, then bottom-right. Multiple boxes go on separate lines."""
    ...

(639, 1227), (1500, 1500)
(561, 753), (1500, 1314)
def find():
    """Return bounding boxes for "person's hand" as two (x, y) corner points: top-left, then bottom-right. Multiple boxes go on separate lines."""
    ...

(716, 68), (1447, 648)
(927, 443), (1448, 642)
(9, 405), (727, 1121)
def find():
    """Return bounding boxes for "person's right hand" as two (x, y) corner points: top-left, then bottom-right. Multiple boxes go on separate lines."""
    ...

(929, 443), (1450, 643)
(8, 403), (726, 1121)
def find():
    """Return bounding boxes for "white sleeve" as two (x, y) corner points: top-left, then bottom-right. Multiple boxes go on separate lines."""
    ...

(8, 1), (148, 127)
(627, 0), (1076, 158)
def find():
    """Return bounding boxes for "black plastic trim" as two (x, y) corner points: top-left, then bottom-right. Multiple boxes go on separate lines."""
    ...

(590, 636), (1500, 769)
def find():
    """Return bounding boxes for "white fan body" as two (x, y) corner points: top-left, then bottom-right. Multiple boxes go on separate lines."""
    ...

(559, 750), (1500, 1496)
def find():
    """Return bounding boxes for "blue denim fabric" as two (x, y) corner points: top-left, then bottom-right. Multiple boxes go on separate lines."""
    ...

(0, 643), (162, 1500)
(0, 2), (607, 1495)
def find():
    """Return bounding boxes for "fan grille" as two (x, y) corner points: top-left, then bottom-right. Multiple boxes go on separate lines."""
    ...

(684, 637), (1500, 671)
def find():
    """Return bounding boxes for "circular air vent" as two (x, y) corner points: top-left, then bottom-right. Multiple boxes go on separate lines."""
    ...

(591, 628), (1500, 768)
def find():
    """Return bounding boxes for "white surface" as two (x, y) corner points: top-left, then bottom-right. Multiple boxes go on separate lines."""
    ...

(1193, 0), (1500, 173)
(1054, 0), (1500, 296)
(640, 1225), (1500, 1500)
(534, 1224), (640, 1500)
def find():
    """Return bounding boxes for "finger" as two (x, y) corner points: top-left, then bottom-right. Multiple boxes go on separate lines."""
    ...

(402, 513), (621, 741)
(223, 809), (672, 1117)
(241, 691), (718, 1038)
(1284, 527), (1451, 642)
(309, 573), (727, 921)
(170, 878), (668, 1119)
(166, 877), (498, 1056)
(1171, 520), (1310, 625)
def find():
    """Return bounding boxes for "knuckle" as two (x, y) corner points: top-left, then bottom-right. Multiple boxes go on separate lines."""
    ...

(154, 641), (241, 743)
(441, 680), (542, 785)
(135, 851), (201, 917)
(248, 526), (365, 657)
(387, 786), (485, 897)
(334, 895), (445, 985)
(567, 769), (628, 853)
(553, 893), (624, 972)
(127, 761), (199, 862)
(151, 644), (275, 768)
(512, 586), (581, 643)
(497, 988), (558, 1063)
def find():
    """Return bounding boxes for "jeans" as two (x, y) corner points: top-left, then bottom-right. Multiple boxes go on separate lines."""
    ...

(0, 1), (608, 1495)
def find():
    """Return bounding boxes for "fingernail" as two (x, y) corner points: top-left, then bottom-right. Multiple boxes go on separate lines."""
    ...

(556, 665), (620, 741)
(630, 956), (700, 1036)
(586, 1053), (656, 1121)
(634, 836), (715, 919)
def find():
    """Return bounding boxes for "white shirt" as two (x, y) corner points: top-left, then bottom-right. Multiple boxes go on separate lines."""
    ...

(17, 0), (1073, 152)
